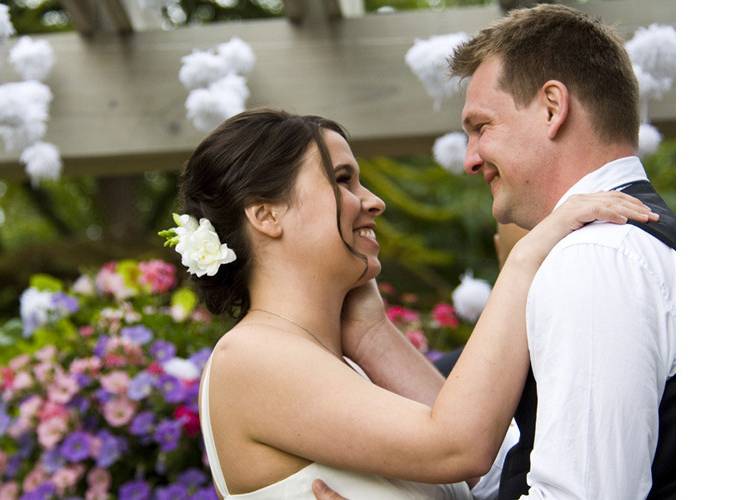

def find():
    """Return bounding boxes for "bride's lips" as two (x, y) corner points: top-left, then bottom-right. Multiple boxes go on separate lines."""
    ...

(353, 224), (379, 250)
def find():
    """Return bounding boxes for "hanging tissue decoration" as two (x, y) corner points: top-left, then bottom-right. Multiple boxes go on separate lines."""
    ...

(405, 32), (469, 110)
(451, 271), (492, 323)
(9, 36), (55, 81)
(21, 141), (62, 186)
(638, 123), (662, 157)
(180, 37), (256, 132)
(0, 81), (52, 151)
(432, 132), (467, 175)
(0, 4), (15, 43)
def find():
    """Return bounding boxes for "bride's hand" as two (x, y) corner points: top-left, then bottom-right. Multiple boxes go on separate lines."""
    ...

(511, 192), (659, 267)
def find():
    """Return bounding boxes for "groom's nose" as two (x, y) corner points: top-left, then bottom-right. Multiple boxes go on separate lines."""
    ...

(464, 139), (483, 175)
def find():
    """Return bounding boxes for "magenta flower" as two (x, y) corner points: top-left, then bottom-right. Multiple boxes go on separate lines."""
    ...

(406, 330), (429, 353)
(138, 260), (177, 294)
(431, 303), (459, 329)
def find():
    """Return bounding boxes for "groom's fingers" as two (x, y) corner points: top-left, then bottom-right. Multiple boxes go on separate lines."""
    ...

(312, 479), (348, 500)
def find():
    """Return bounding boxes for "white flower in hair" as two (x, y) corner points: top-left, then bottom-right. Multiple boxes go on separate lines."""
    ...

(217, 37), (256, 74)
(179, 50), (232, 90)
(21, 141), (62, 186)
(10, 36), (55, 82)
(638, 123), (662, 157)
(0, 80), (53, 151)
(0, 4), (15, 44)
(160, 213), (237, 277)
(451, 271), (492, 322)
(433, 131), (467, 175)
(405, 32), (469, 110)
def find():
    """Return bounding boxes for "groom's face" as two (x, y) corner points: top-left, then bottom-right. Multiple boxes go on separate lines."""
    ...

(461, 56), (553, 230)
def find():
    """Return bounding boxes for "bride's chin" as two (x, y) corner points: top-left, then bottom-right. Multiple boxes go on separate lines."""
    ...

(353, 258), (381, 288)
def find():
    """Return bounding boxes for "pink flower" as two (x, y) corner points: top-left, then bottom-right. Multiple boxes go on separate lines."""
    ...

(19, 395), (43, 421)
(87, 468), (111, 490)
(38, 416), (67, 449)
(52, 465), (85, 495)
(406, 330), (429, 353)
(103, 397), (136, 427)
(22, 465), (47, 493)
(386, 306), (420, 324)
(9, 354), (31, 371)
(431, 303), (459, 329)
(138, 259), (177, 294)
(48, 374), (79, 404)
(39, 401), (68, 422)
(400, 293), (419, 305)
(7, 417), (30, 439)
(85, 485), (109, 500)
(32, 362), (58, 383)
(378, 282), (396, 295)
(100, 371), (130, 394)
(95, 263), (136, 300)
(79, 325), (95, 337)
(34, 346), (57, 362)
(0, 482), (19, 499)
(0, 451), (7, 477)
(11, 371), (33, 391)
(1, 368), (12, 391)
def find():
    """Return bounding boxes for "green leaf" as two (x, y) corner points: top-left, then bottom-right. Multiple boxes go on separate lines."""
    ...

(30, 274), (63, 292)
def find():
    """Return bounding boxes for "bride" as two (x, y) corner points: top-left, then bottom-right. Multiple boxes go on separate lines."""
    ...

(168, 108), (657, 498)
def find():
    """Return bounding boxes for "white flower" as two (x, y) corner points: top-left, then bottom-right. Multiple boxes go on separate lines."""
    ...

(71, 275), (96, 296)
(9, 36), (55, 81)
(626, 24), (676, 85)
(638, 123), (662, 157)
(20, 288), (54, 337)
(217, 37), (256, 75)
(179, 49), (231, 90)
(21, 142), (62, 186)
(451, 271), (492, 322)
(171, 214), (237, 277)
(185, 75), (248, 132)
(0, 81), (53, 152)
(433, 132), (467, 174)
(0, 4), (15, 44)
(163, 357), (200, 381)
(405, 32), (469, 110)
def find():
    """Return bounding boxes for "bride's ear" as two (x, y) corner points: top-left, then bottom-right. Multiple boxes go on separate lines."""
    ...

(244, 203), (285, 238)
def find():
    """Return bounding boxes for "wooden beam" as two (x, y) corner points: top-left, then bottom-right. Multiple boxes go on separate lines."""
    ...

(59, 0), (133, 35)
(282, 0), (306, 24)
(0, 1), (675, 179)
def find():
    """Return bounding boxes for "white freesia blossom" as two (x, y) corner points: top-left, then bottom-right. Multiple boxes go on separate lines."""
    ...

(626, 24), (675, 85)
(163, 357), (200, 381)
(638, 123), (662, 157)
(71, 275), (96, 296)
(0, 4), (15, 43)
(405, 32), (469, 110)
(451, 271), (492, 322)
(21, 142), (62, 186)
(172, 215), (237, 277)
(217, 37), (256, 74)
(20, 288), (54, 337)
(0, 80), (52, 151)
(10, 36), (55, 81)
(433, 132), (467, 175)
(179, 50), (232, 90)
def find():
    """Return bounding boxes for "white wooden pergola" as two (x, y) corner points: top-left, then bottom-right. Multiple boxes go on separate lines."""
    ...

(0, 0), (675, 180)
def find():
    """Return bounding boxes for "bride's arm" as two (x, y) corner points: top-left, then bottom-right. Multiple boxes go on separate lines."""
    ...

(214, 192), (657, 483)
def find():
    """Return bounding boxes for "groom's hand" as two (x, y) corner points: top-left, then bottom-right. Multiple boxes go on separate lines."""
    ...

(341, 280), (388, 361)
(312, 479), (347, 500)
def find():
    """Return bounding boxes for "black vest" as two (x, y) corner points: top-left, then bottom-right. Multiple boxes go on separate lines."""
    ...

(498, 180), (676, 500)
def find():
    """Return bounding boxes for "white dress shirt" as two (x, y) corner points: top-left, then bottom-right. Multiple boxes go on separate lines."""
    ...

(521, 156), (676, 500)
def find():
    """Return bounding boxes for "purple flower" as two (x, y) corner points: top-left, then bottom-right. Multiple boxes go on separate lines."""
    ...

(0, 404), (10, 436)
(51, 292), (79, 314)
(95, 388), (112, 404)
(156, 373), (186, 404)
(128, 372), (153, 401)
(6, 453), (22, 478)
(121, 325), (153, 345)
(150, 340), (176, 363)
(154, 419), (182, 452)
(96, 430), (124, 468)
(184, 382), (200, 413)
(60, 431), (91, 462)
(191, 488), (219, 500)
(74, 373), (93, 389)
(119, 480), (151, 500)
(41, 446), (65, 473)
(20, 482), (56, 500)
(178, 468), (207, 489)
(69, 394), (90, 413)
(130, 411), (156, 437)
(93, 335), (110, 358)
(18, 432), (34, 458)
(189, 348), (212, 371)
(155, 483), (189, 500)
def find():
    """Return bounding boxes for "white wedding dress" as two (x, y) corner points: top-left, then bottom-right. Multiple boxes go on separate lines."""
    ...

(200, 354), (473, 499)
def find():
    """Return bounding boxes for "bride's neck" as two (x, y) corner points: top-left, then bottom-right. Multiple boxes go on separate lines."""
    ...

(246, 266), (346, 356)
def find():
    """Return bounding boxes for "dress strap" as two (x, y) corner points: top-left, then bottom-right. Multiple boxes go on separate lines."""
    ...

(200, 354), (231, 497)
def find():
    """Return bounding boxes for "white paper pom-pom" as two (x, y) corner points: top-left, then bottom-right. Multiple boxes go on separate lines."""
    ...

(217, 37), (256, 75)
(0, 4), (15, 44)
(433, 132), (467, 175)
(210, 73), (250, 102)
(0, 81), (53, 151)
(626, 24), (676, 84)
(179, 50), (231, 90)
(405, 32), (469, 110)
(21, 142), (62, 186)
(9, 36), (55, 81)
(186, 83), (246, 132)
(451, 271), (492, 323)
(632, 64), (672, 102)
(638, 123), (662, 157)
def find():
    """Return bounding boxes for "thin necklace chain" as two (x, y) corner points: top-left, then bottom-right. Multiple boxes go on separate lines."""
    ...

(249, 309), (346, 363)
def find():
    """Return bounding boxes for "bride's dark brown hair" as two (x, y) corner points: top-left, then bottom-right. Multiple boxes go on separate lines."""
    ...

(179, 108), (364, 319)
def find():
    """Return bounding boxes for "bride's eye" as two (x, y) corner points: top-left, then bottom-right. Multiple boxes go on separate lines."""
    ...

(336, 173), (352, 185)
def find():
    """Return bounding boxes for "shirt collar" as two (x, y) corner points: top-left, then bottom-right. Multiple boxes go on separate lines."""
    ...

(553, 156), (648, 211)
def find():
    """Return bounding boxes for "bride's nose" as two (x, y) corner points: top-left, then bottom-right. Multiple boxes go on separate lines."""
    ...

(362, 188), (385, 216)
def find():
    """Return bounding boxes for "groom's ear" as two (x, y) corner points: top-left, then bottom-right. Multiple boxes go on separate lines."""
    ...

(540, 80), (569, 140)
(244, 203), (285, 239)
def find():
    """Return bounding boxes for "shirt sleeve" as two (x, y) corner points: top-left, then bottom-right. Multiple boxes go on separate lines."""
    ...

(521, 241), (671, 500)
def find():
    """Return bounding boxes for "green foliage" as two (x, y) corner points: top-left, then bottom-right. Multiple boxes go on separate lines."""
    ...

(642, 138), (676, 211)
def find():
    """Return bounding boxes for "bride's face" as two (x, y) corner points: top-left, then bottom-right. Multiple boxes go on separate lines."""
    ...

(284, 129), (386, 287)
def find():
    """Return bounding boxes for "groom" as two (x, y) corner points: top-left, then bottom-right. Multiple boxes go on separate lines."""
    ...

(316, 4), (675, 499)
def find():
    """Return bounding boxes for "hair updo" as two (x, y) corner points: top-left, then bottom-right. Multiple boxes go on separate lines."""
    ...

(178, 108), (350, 320)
